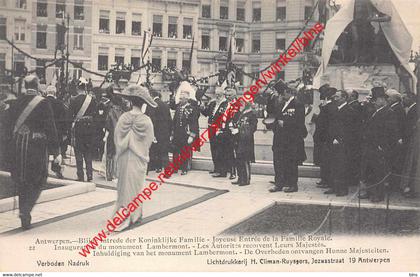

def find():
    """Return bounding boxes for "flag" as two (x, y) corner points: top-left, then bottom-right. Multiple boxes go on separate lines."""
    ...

(141, 30), (153, 61)
(188, 35), (194, 74)
(227, 26), (236, 65)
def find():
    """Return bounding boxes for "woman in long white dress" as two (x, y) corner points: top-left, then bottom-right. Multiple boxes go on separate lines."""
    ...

(113, 85), (157, 231)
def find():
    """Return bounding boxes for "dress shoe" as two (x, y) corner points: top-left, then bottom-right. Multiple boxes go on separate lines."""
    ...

(336, 192), (348, 197)
(316, 181), (325, 185)
(283, 186), (298, 193)
(231, 181), (240, 185)
(181, 170), (187, 175)
(209, 170), (216, 174)
(269, 181), (276, 185)
(268, 186), (283, 193)
(229, 174), (236, 180)
(77, 177), (84, 182)
(155, 168), (162, 173)
(324, 189), (335, 194)
(213, 173), (227, 178)
(317, 183), (330, 188)
(20, 215), (31, 230)
(238, 182), (250, 186)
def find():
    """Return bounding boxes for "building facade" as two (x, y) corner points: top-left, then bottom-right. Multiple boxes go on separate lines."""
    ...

(90, 0), (200, 87)
(30, 0), (92, 85)
(0, 0), (32, 88)
(197, 0), (318, 91)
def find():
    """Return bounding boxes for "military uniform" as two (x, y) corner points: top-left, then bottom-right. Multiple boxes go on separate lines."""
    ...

(8, 90), (59, 227)
(201, 98), (228, 174)
(172, 100), (200, 173)
(232, 107), (257, 186)
(69, 93), (98, 181)
(389, 101), (406, 189)
(148, 97), (172, 172)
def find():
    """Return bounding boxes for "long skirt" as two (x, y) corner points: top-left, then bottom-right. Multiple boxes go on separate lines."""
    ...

(113, 149), (147, 231)
(400, 124), (420, 195)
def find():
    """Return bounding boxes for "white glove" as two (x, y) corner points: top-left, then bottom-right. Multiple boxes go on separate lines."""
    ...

(333, 139), (339, 145)
(277, 120), (284, 127)
(187, 136), (194, 144)
(231, 128), (239, 135)
(153, 137), (158, 143)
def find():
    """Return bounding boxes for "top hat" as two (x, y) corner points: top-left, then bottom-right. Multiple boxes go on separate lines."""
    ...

(272, 79), (288, 94)
(371, 87), (387, 100)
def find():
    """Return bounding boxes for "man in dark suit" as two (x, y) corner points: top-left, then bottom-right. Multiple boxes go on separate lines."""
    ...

(386, 89), (406, 190)
(324, 90), (353, 196)
(313, 85), (337, 189)
(45, 85), (69, 179)
(7, 75), (60, 229)
(148, 89), (172, 173)
(172, 90), (200, 175)
(213, 88), (237, 179)
(269, 86), (306, 193)
(359, 87), (398, 202)
(201, 86), (228, 175)
(401, 93), (419, 197)
(69, 80), (99, 182)
(346, 89), (363, 187)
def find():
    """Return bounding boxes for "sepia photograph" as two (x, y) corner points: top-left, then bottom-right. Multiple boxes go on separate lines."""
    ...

(0, 0), (419, 274)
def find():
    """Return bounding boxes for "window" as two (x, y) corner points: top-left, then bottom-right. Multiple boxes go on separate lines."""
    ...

(0, 53), (5, 76)
(151, 51), (161, 73)
(56, 3), (66, 19)
(98, 48), (108, 71)
(183, 18), (192, 39)
(168, 16), (177, 38)
(237, 2), (245, 21)
(202, 4), (211, 18)
(35, 60), (46, 83)
(14, 19), (25, 41)
(219, 36), (227, 51)
(99, 10), (110, 34)
(72, 66), (82, 80)
(74, 5), (84, 20)
(252, 33), (260, 53)
(182, 52), (190, 74)
(132, 13), (141, 36)
(236, 37), (244, 52)
(201, 34), (210, 50)
(131, 49), (141, 69)
(276, 33), (285, 52)
(167, 52), (177, 69)
(56, 23), (66, 50)
(14, 54), (25, 77)
(37, 2), (47, 17)
(220, 5), (229, 19)
(152, 15), (162, 37)
(116, 12), (126, 34)
(236, 67), (244, 85)
(16, 0), (26, 9)
(36, 25), (47, 49)
(0, 17), (6, 40)
(115, 48), (125, 66)
(304, 6), (312, 20)
(74, 27), (83, 50)
(276, 70), (285, 80)
(276, 0), (286, 21)
(252, 2), (261, 22)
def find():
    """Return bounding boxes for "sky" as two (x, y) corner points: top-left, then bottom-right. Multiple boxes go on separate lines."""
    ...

(334, 0), (420, 53)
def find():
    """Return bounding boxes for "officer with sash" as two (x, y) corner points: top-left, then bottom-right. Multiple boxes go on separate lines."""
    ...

(7, 75), (59, 229)
(69, 78), (99, 182)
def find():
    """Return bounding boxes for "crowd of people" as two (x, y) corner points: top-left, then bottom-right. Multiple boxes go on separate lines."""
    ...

(0, 73), (418, 229)
(311, 84), (418, 202)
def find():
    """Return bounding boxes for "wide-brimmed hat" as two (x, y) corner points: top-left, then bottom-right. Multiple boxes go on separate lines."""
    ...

(272, 79), (288, 94)
(115, 85), (157, 108)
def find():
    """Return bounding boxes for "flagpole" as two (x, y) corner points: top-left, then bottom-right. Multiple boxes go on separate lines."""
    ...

(188, 35), (194, 76)
(65, 13), (70, 87)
